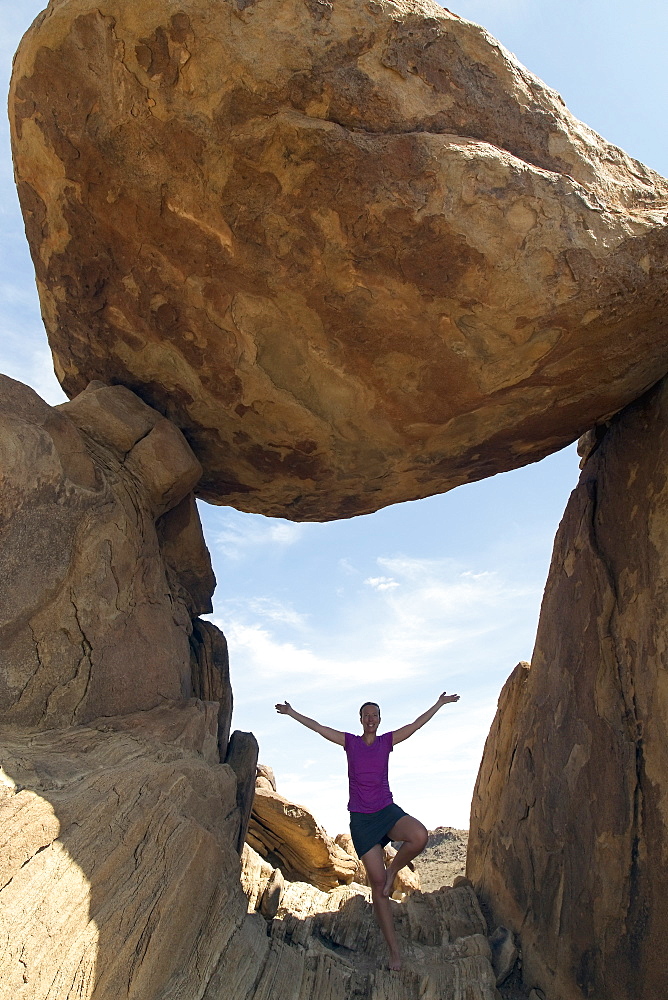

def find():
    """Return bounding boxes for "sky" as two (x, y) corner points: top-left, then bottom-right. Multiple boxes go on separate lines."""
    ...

(2, 0), (666, 836)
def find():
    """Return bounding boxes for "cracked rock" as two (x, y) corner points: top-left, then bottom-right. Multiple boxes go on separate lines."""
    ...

(0, 375), (224, 732)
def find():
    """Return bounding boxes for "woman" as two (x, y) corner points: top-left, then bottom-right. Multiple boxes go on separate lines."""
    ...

(275, 691), (460, 971)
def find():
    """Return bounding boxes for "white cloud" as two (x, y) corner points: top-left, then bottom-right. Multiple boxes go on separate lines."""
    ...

(338, 557), (358, 576)
(364, 575), (399, 591)
(216, 551), (539, 707)
(212, 512), (306, 560)
(247, 597), (307, 628)
(0, 330), (66, 406)
(217, 618), (421, 691)
(350, 555), (537, 668)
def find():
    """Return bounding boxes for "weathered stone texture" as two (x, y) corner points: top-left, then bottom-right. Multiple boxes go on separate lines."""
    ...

(157, 493), (216, 617)
(225, 730), (260, 853)
(190, 618), (233, 759)
(240, 842), (500, 999)
(10, 0), (668, 519)
(0, 709), (243, 1000)
(0, 375), (225, 733)
(248, 781), (358, 890)
(0, 714), (500, 1000)
(468, 378), (668, 1000)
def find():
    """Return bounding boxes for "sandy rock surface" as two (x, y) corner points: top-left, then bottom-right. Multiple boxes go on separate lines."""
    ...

(0, 715), (501, 1000)
(0, 709), (243, 1000)
(10, 0), (668, 519)
(468, 376), (668, 1000)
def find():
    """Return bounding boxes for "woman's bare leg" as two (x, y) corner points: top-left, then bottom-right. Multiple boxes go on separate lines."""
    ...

(361, 844), (402, 971)
(383, 815), (428, 897)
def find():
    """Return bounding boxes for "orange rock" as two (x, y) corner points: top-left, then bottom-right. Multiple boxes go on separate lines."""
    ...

(468, 378), (668, 1000)
(248, 784), (357, 890)
(10, 0), (668, 519)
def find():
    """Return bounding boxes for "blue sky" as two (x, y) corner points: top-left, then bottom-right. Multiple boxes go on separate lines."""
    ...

(2, 1), (666, 835)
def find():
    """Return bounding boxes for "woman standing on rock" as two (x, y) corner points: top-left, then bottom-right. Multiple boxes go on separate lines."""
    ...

(275, 692), (460, 971)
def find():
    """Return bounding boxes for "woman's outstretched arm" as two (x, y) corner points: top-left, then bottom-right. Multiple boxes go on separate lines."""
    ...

(392, 692), (460, 745)
(275, 702), (346, 746)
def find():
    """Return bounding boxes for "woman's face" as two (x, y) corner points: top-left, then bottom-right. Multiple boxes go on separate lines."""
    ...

(360, 704), (380, 735)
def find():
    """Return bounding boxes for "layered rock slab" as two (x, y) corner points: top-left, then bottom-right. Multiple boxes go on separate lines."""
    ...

(0, 707), (243, 1000)
(248, 778), (357, 890)
(0, 714), (500, 1000)
(0, 375), (227, 731)
(468, 378), (668, 1000)
(10, 0), (668, 519)
(239, 843), (501, 1000)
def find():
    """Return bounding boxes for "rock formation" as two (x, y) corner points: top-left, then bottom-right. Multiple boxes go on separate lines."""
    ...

(468, 377), (668, 1000)
(9, 0), (668, 519)
(240, 842), (501, 998)
(6, 0), (668, 995)
(226, 730), (260, 853)
(0, 707), (244, 1000)
(0, 706), (501, 1000)
(0, 374), (230, 730)
(248, 771), (358, 890)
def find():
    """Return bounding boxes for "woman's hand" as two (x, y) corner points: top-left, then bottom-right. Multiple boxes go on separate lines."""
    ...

(437, 691), (460, 706)
(274, 703), (345, 745)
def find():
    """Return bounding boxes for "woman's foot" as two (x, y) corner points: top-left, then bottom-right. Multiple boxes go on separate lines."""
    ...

(388, 950), (402, 971)
(383, 867), (396, 897)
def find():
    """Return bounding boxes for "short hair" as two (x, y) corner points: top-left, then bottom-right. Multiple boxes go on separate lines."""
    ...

(359, 701), (380, 717)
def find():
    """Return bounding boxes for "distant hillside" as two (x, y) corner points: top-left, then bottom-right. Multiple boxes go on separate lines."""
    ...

(411, 827), (468, 891)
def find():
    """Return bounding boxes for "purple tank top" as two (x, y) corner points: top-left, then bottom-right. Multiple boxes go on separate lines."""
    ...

(344, 731), (394, 813)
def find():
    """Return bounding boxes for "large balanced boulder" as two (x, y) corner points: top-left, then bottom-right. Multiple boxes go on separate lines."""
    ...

(468, 377), (668, 1000)
(10, 0), (668, 519)
(0, 375), (229, 733)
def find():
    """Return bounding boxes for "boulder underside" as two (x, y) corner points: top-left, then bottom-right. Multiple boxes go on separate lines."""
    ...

(10, 0), (668, 518)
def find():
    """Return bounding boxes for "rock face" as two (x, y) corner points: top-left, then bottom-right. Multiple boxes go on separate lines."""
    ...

(468, 378), (668, 1000)
(0, 372), (504, 1000)
(0, 689), (496, 1000)
(248, 777), (358, 890)
(240, 843), (500, 999)
(225, 730), (260, 853)
(0, 375), (228, 732)
(10, 0), (668, 520)
(0, 708), (244, 1000)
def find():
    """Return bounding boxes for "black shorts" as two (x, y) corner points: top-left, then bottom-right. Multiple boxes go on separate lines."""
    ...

(349, 802), (407, 859)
